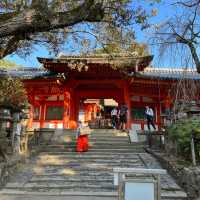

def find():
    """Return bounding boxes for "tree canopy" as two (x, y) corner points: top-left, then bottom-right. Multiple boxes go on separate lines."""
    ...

(0, 0), (159, 59)
(0, 59), (22, 69)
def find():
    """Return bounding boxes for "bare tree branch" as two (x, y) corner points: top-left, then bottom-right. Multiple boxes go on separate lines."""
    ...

(151, 1), (200, 73)
(176, 0), (200, 7)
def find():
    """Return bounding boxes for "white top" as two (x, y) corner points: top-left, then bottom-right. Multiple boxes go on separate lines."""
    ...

(145, 108), (154, 117)
(111, 108), (118, 116)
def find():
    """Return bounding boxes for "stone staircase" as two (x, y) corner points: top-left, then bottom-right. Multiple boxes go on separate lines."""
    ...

(0, 129), (188, 200)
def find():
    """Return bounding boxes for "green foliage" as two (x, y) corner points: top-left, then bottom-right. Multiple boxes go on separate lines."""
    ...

(167, 117), (200, 161)
(94, 42), (149, 56)
(0, 77), (28, 110)
(0, 0), (160, 58)
(0, 59), (22, 69)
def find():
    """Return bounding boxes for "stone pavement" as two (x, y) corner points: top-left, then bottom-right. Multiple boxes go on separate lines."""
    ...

(0, 129), (188, 200)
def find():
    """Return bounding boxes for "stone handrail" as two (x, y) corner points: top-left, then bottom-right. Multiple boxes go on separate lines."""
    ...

(113, 168), (166, 175)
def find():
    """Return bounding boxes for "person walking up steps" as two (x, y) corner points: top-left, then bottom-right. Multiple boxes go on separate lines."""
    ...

(119, 103), (128, 131)
(145, 106), (156, 131)
(111, 107), (118, 129)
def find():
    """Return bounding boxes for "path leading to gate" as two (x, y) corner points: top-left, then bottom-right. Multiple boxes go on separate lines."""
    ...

(0, 129), (187, 200)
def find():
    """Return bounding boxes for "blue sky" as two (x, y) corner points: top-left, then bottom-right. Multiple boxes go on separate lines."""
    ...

(5, 1), (183, 68)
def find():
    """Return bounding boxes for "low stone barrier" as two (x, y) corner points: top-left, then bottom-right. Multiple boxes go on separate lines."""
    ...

(146, 148), (200, 199)
(0, 156), (24, 187)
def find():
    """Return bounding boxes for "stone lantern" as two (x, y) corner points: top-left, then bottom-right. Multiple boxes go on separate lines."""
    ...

(186, 101), (200, 117)
(160, 113), (172, 128)
(0, 106), (12, 159)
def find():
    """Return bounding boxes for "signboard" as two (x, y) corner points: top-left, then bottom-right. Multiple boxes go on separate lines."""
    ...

(124, 181), (156, 200)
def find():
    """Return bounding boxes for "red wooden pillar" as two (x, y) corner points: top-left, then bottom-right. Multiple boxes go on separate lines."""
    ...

(164, 94), (172, 113)
(28, 104), (34, 129)
(157, 104), (161, 130)
(69, 89), (77, 129)
(84, 104), (90, 122)
(27, 95), (34, 129)
(93, 104), (98, 119)
(75, 93), (80, 124)
(63, 91), (70, 129)
(124, 81), (131, 129)
(40, 101), (46, 128)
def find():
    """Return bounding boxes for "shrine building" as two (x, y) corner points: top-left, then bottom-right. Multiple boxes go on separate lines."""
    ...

(2, 54), (200, 131)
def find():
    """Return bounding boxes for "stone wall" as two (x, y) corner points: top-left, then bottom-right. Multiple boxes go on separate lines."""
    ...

(146, 148), (200, 199)
(0, 156), (24, 187)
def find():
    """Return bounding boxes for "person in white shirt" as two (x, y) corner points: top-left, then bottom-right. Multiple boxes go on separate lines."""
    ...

(111, 107), (118, 129)
(145, 106), (156, 131)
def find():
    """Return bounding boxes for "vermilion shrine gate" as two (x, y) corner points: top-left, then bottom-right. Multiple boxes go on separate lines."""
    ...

(17, 54), (199, 130)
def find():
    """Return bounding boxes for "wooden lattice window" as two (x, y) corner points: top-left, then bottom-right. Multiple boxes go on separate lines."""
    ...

(131, 107), (146, 120)
(33, 107), (40, 120)
(45, 106), (64, 120)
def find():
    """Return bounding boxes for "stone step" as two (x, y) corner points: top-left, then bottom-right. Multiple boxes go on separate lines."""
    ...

(56, 130), (127, 135)
(54, 142), (132, 146)
(67, 138), (130, 142)
(40, 149), (144, 153)
(54, 133), (127, 138)
(41, 145), (142, 150)
(50, 138), (131, 145)
(0, 189), (117, 197)
(37, 154), (141, 159)
(89, 135), (128, 138)
(28, 162), (142, 171)
(29, 167), (143, 177)
(39, 151), (145, 156)
(31, 171), (114, 177)
(27, 176), (182, 192)
(5, 182), (116, 191)
(0, 189), (187, 200)
(0, 193), (117, 200)
(88, 136), (129, 140)
(89, 135), (129, 138)
(30, 176), (113, 182)
(4, 182), (185, 195)
(35, 159), (141, 166)
(89, 129), (127, 133)
(161, 190), (188, 200)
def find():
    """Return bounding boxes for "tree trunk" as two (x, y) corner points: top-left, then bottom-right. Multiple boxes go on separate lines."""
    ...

(0, 1), (104, 38)
(188, 42), (200, 73)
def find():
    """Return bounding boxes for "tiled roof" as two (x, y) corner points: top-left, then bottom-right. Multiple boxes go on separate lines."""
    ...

(37, 55), (153, 72)
(138, 67), (200, 80)
(1, 66), (200, 81)
(0, 67), (51, 79)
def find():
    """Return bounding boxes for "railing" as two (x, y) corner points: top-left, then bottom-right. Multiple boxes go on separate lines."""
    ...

(89, 118), (112, 129)
(19, 129), (40, 153)
(136, 130), (165, 149)
(20, 128), (54, 153)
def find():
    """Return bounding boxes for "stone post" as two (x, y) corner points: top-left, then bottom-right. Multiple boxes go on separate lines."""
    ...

(12, 112), (21, 154)
(0, 107), (11, 160)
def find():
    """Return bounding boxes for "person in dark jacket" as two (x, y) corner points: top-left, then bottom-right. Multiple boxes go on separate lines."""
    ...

(119, 104), (128, 131)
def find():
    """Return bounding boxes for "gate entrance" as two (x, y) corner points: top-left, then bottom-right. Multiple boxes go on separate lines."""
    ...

(78, 98), (118, 128)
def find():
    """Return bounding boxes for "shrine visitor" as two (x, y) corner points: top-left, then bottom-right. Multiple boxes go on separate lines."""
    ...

(111, 107), (118, 129)
(145, 106), (156, 131)
(76, 121), (89, 152)
(119, 103), (128, 131)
